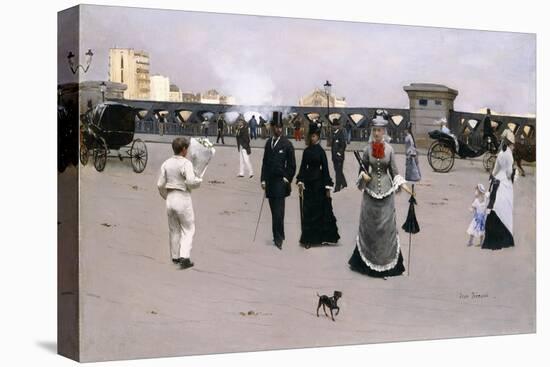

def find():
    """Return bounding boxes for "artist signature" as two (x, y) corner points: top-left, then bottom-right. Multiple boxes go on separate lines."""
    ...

(459, 292), (489, 300)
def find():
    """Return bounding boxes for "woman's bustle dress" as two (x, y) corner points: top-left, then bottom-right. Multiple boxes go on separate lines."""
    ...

(296, 143), (340, 245)
(348, 141), (406, 277)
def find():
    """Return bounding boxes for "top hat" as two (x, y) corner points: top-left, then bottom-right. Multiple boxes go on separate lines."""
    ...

(271, 111), (283, 127)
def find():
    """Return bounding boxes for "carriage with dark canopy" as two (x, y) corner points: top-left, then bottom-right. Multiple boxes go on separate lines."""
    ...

(79, 102), (148, 173)
(427, 129), (498, 173)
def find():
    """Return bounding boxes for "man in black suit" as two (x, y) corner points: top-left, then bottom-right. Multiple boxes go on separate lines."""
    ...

(216, 116), (225, 144)
(260, 111), (296, 249)
(482, 108), (497, 152)
(331, 119), (347, 192)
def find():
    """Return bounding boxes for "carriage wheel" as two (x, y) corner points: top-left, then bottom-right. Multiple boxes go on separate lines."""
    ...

(79, 142), (89, 166)
(483, 152), (496, 172)
(93, 138), (108, 172)
(427, 142), (455, 173)
(130, 138), (148, 173)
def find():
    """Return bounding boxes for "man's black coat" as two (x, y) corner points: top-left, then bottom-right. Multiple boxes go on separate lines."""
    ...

(261, 135), (296, 198)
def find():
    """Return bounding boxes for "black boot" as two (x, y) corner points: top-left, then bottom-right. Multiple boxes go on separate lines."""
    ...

(180, 258), (194, 269)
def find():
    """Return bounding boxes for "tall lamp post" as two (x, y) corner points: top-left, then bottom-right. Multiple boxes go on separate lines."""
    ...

(323, 80), (332, 144)
(323, 80), (332, 121)
(67, 49), (94, 74)
(99, 81), (107, 103)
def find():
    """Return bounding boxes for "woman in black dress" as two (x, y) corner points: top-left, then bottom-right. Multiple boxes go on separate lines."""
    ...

(296, 122), (340, 248)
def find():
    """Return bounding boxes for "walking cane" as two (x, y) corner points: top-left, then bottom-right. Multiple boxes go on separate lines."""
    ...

(407, 230), (412, 276)
(253, 192), (266, 242)
(299, 187), (304, 223)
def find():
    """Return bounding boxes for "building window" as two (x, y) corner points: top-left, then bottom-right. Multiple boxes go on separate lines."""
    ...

(121, 56), (124, 69)
(419, 99), (428, 106)
(435, 100), (442, 105)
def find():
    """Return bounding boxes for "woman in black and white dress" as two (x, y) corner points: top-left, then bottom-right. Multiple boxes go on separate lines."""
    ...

(482, 129), (516, 250)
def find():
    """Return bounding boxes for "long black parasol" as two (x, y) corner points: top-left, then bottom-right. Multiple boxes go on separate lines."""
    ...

(401, 185), (420, 276)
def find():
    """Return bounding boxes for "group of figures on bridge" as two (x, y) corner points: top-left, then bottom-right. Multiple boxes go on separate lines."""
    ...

(154, 107), (520, 282)
(156, 109), (522, 275)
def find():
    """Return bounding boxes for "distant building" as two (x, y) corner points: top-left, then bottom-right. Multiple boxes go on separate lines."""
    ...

(181, 92), (200, 103)
(173, 89), (235, 104)
(150, 75), (170, 102)
(298, 88), (347, 108)
(169, 84), (182, 102)
(193, 89), (236, 105)
(219, 95), (236, 105)
(108, 48), (150, 100)
(199, 89), (220, 104)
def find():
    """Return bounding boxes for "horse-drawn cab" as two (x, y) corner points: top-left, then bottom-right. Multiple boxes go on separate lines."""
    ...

(80, 102), (148, 173)
(427, 129), (497, 173)
(514, 124), (536, 176)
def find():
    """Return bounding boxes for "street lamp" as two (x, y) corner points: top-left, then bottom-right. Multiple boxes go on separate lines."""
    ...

(99, 81), (107, 103)
(67, 49), (94, 74)
(323, 80), (332, 121)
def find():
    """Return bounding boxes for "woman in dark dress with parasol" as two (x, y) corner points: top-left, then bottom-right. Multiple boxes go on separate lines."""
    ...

(296, 122), (340, 247)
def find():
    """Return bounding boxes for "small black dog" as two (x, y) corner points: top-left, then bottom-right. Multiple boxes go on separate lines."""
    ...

(316, 291), (342, 321)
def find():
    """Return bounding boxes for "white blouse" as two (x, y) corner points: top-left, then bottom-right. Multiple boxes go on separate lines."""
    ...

(157, 155), (202, 199)
(492, 148), (514, 182)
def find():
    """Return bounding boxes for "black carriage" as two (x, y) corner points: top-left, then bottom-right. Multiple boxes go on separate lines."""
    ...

(79, 102), (148, 173)
(427, 130), (497, 173)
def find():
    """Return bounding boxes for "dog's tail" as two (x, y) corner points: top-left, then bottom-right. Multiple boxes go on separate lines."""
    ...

(316, 293), (321, 298)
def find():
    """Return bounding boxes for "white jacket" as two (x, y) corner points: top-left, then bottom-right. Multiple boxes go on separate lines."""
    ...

(157, 155), (202, 199)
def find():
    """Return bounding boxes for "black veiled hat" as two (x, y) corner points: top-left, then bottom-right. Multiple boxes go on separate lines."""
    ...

(271, 111), (283, 127)
(308, 121), (321, 136)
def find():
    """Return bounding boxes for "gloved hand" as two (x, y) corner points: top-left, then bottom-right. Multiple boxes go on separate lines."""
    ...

(361, 171), (371, 183)
(297, 181), (304, 195)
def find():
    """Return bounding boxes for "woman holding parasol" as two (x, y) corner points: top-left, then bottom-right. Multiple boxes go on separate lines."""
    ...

(348, 112), (414, 277)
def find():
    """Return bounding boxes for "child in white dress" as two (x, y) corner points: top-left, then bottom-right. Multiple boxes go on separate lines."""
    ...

(467, 184), (488, 247)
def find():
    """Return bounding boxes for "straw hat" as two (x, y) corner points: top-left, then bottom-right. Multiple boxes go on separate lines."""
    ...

(477, 183), (486, 194)
(371, 114), (388, 127)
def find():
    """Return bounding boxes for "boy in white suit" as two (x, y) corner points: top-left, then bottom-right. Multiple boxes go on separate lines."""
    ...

(157, 137), (203, 269)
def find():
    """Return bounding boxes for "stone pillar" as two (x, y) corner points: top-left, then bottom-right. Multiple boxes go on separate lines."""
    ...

(403, 83), (458, 147)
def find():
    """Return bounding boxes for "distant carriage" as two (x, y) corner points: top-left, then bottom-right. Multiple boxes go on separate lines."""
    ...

(80, 102), (148, 173)
(427, 130), (498, 173)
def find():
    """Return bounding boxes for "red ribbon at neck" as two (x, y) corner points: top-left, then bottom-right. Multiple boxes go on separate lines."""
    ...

(372, 142), (385, 158)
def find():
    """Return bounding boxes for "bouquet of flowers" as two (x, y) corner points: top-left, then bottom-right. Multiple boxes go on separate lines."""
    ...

(189, 137), (216, 178)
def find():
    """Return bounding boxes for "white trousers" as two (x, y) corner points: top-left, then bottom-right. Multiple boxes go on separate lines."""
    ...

(166, 190), (195, 259)
(239, 148), (253, 176)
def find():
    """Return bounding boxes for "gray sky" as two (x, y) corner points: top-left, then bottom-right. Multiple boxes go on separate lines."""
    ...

(59, 4), (535, 115)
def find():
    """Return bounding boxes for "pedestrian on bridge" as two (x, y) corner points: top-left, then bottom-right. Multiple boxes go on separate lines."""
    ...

(216, 116), (225, 144)
(236, 119), (254, 178)
(249, 115), (258, 140)
(331, 122), (348, 192)
(260, 111), (296, 250)
(157, 137), (203, 270)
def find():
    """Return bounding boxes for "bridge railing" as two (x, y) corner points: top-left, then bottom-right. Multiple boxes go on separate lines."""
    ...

(116, 99), (410, 143)
(134, 121), (410, 144)
(450, 110), (536, 149)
